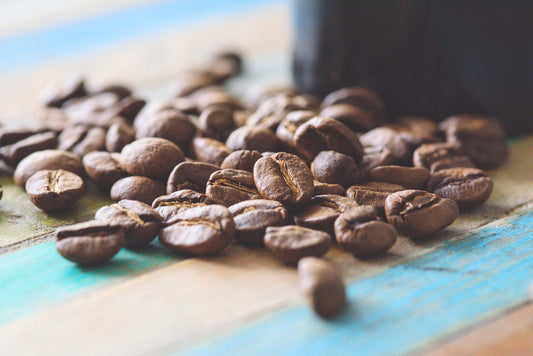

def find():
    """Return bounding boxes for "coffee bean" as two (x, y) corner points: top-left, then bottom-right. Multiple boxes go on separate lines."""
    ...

(226, 126), (278, 153)
(91, 83), (132, 99)
(0, 131), (57, 167)
(248, 86), (296, 109)
(133, 102), (180, 132)
(159, 205), (235, 255)
(136, 110), (196, 151)
(95, 199), (162, 248)
(229, 199), (289, 244)
(427, 168), (494, 209)
(173, 70), (218, 97)
(206, 169), (261, 206)
(385, 190), (459, 239)
(334, 206), (397, 257)
(391, 117), (442, 148)
(367, 165), (429, 189)
(106, 96), (146, 122)
(347, 182), (405, 215)
(82, 151), (126, 189)
(359, 127), (411, 168)
(254, 152), (314, 206)
(264, 225), (332, 265)
(167, 161), (220, 194)
(320, 104), (376, 132)
(294, 117), (364, 162)
(121, 138), (184, 180)
(58, 126), (106, 157)
(110, 176), (166, 205)
(298, 257), (346, 318)
(294, 195), (359, 233)
(209, 51), (243, 81)
(311, 151), (365, 187)
(152, 189), (220, 225)
(412, 142), (463, 169)
(26, 169), (84, 212)
(39, 75), (87, 108)
(195, 90), (242, 113)
(105, 122), (136, 153)
(14, 149), (83, 187)
(189, 137), (232, 166)
(321, 87), (385, 124)
(429, 156), (475, 173)
(0, 125), (49, 146)
(313, 181), (346, 196)
(64, 92), (120, 119)
(221, 150), (262, 172)
(275, 110), (315, 152)
(55, 220), (125, 265)
(199, 106), (235, 141)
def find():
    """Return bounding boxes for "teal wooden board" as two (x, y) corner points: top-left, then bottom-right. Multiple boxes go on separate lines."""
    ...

(186, 208), (533, 356)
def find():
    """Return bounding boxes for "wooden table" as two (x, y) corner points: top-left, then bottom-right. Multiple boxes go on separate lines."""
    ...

(1, 1), (532, 355)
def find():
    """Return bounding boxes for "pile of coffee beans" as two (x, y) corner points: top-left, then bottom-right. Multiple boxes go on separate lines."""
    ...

(1, 51), (508, 318)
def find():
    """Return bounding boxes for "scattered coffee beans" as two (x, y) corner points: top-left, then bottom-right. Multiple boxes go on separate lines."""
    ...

(347, 182), (405, 215)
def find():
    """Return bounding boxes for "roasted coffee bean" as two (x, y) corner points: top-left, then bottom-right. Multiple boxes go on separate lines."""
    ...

(229, 199), (289, 244)
(110, 176), (166, 205)
(391, 116), (442, 149)
(159, 205), (235, 255)
(133, 102), (180, 131)
(321, 87), (385, 124)
(82, 151), (126, 189)
(385, 190), (459, 239)
(275, 110), (315, 152)
(367, 165), (429, 189)
(427, 168), (494, 209)
(359, 127), (411, 168)
(226, 126), (278, 153)
(0, 125), (50, 146)
(58, 125), (106, 157)
(311, 151), (365, 187)
(0, 131), (57, 167)
(195, 90), (242, 113)
(136, 110), (196, 151)
(209, 51), (243, 81)
(298, 257), (346, 318)
(254, 152), (314, 206)
(14, 149), (83, 187)
(189, 137), (232, 166)
(429, 156), (475, 173)
(173, 70), (218, 97)
(95, 199), (162, 248)
(121, 138), (184, 179)
(55, 220), (125, 266)
(220, 150), (262, 172)
(294, 116), (364, 162)
(39, 75), (86, 108)
(91, 83), (132, 99)
(248, 86), (296, 109)
(152, 189), (219, 225)
(334, 206), (397, 257)
(439, 115), (508, 169)
(167, 162), (220, 194)
(26, 169), (84, 212)
(313, 181), (346, 196)
(412, 142), (463, 169)
(320, 104), (376, 132)
(206, 169), (261, 206)
(64, 92), (120, 119)
(199, 106), (235, 141)
(264, 225), (332, 265)
(294, 195), (359, 233)
(106, 96), (146, 122)
(347, 182), (405, 215)
(105, 121), (136, 152)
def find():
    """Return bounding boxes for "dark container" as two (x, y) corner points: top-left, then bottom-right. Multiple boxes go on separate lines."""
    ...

(293, 0), (533, 135)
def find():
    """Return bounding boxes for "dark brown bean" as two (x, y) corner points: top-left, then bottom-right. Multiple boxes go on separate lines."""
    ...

(313, 181), (346, 196)
(199, 106), (235, 141)
(91, 83), (132, 99)
(294, 195), (359, 233)
(136, 110), (196, 151)
(208, 51), (243, 81)
(58, 126), (106, 157)
(347, 182), (405, 215)
(275, 110), (315, 152)
(166, 162), (220, 194)
(82, 151), (126, 189)
(321, 87), (385, 124)
(110, 176), (166, 205)
(189, 137), (232, 166)
(106, 96), (146, 122)
(226, 126), (278, 153)
(14, 150), (83, 187)
(39, 76), (86, 108)
(221, 150), (262, 172)
(173, 70), (218, 97)
(311, 151), (365, 187)
(206, 169), (261, 206)
(413, 142), (463, 169)
(391, 116), (442, 148)
(320, 104), (376, 132)
(359, 127), (411, 168)
(0, 131), (57, 167)
(429, 156), (475, 173)
(367, 165), (429, 189)
(105, 122), (136, 153)
(0, 125), (49, 146)
(26, 169), (84, 212)
(152, 189), (220, 225)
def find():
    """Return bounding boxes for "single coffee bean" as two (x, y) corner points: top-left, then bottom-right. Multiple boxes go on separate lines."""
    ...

(0, 125), (49, 146)
(226, 126), (278, 153)
(0, 131), (57, 167)
(264, 225), (332, 265)
(82, 151), (126, 189)
(311, 151), (365, 187)
(167, 161), (220, 194)
(105, 96), (146, 122)
(14, 149), (83, 187)
(133, 102), (180, 131)
(313, 181), (346, 196)
(199, 106), (235, 141)
(55, 220), (125, 266)
(58, 125), (106, 157)
(91, 83), (132, 99)
(136, 110), (196, 151)
(248, 86), (296, 109)
(173, 70), (218, 97)
(294, 195), (359, 233)
(229, 199), (289, 244)
(95, 199), (162, 248)
(159, 205), (235, 255)
(275, 110), (315, 152)
(195, 90), (242, 113)
(347, 182), (405, 215)
(359, 127), (411, 168)
(391, 116), (442, 148)
(152, 189), (219, 225)
(110, 176), (166, 205)
(429, 156), (475, 173)
(26, 169), (84, 212)
(298, 257), (346, 319)
(254, 152), (314, 206)
(334, 206), (397, 257)
(439, 115), (508, 169)
(221, 150), (262, 172)
(105, 121), (136, 152)
(189, 137), (232, 166)
(427, 168), (494, 209)
(206, 169), (261, 206)
(385, 190), (459, 239)
(367, 165), (429, 189)
(64, 92), (120, 119)
(208, 51), (243, 81)
(320, 104), (376, 132)
(39, 75), (86, 108)
(321, 87), (386, 124)
(121, 138), (184, 179)
(413, 142), (463, 169)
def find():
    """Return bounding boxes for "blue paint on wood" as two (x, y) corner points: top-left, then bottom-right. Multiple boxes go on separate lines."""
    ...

(0, 241), (177, 324)
(186, 209), (533, 356)
(0, 0), (282, 73)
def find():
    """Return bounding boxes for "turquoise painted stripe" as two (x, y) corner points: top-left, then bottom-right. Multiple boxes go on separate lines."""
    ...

(0, 241), (176, 324)
(187, 209), (533, 356)
(0, 0), (283, 73)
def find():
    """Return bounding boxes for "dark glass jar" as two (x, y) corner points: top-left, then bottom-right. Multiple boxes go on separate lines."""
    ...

(293, 0), (533, 135)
